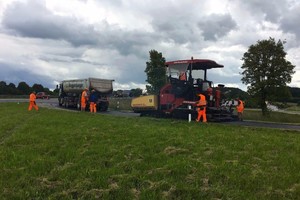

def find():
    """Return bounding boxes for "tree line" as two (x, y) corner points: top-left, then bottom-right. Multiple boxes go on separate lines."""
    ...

(0, 81), (54, 95)
(0, 80), (145, 98)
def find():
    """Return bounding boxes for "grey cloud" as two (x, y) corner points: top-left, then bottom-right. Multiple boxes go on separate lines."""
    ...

(150, 4), (202, 46)
(152, 20), (196, 44)
(1, 0), (169, 57)
(198, 14), (237, 41)
(208, 71), (242, 86)
(72, 59), (106, 66)
(241, 0), (288, 23)
(93, 0), (124, 7)
(118, 67), (146, 84)
(38, 54), (107, 66)
(2, 0), (99, 46)
(280, 5), (300, 40)
(0, 61), (55, 89)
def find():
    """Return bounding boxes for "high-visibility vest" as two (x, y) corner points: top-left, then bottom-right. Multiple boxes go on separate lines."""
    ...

(29, 93), (36, 101)
(81, 90), (87, 102)
(196, 94), (207, 107)
(237, 100), (244, 112)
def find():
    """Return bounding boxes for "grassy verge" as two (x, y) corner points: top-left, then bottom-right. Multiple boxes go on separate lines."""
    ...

(1, 103), (300, 199)
(285, 105), (300, 112)
(244, 109), (300, 124)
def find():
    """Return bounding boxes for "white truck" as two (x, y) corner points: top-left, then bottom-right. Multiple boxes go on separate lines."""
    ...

(58, 78), (114, 111)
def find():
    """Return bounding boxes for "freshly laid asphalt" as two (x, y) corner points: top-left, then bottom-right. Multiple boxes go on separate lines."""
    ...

(1, 98), (299, 131)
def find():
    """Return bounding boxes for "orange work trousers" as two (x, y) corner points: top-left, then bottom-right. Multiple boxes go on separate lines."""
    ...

(81, 100), (86, 111)
(196, 107), (207, 122)
(28, 101), (38, 111)
(90, 102), (97, 113)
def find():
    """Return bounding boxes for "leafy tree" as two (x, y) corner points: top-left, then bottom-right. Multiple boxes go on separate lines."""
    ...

(17, 82), (31, 94)
(241, 38), (295, 115)
(52, 87), (59, 95)
(130, 88), (143, 97)
(44, 87), (51, 94)
(0, 81), (7, 95)
(32, 83), (44, 92)
(145, 50), (166, 94)
(7, 83), (19, 95)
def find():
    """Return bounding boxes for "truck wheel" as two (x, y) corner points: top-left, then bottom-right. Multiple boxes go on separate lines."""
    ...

(102, 106), (108, 111)
(59, 99), (63, 106)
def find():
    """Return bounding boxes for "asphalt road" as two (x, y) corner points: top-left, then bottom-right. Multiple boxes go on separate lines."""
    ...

(1, 98), (299, 131)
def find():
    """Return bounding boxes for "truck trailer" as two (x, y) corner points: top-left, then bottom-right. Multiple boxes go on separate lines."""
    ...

(58, 78), (114, 111)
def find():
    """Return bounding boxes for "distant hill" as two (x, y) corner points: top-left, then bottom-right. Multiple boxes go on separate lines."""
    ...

(289, 87), (300, 103)
(290, 87), (300, 97)
(219, 87), (249, 100)
(219, 86), (300, 107)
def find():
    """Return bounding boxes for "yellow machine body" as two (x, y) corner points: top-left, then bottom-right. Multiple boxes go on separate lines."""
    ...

(131, 95), (158, 111)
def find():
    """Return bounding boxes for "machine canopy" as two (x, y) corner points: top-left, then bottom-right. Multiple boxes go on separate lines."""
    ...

(165, 59), (224, 70)
(165, 59), (224, 80)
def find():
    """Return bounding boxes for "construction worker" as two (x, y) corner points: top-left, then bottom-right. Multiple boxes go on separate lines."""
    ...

(81, 88), (88, 111)
(196, 93), (207, 123)
(236, 98), (244, 121)
(179, 71), (187, 81)
(28, 91), (38, 111)
(206, 87), (213, 106)
(215, 86), (221, 108)
(89, 89), (98, 113)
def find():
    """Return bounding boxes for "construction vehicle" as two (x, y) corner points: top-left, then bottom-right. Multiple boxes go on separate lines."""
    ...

(58, 78), (114, 111)
(131, 58), (237, 121)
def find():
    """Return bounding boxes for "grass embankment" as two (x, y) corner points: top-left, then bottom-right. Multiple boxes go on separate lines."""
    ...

(244, 109), (300, 124)
(286, 105), (300, 112)
(1, 103), (300, 199)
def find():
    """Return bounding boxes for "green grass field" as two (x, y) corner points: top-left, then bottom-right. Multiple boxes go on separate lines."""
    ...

(1, 103), (300, 199)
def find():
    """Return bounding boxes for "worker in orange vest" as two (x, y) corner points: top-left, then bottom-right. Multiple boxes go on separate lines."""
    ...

(196, 93), (207, 123)
(236, 98), (244, 121)
(28, 91), (38, 111)
(81, 88), (88, 111)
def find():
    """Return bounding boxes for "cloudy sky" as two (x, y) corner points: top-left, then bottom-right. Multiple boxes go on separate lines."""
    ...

(0, 0), (300, 91)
